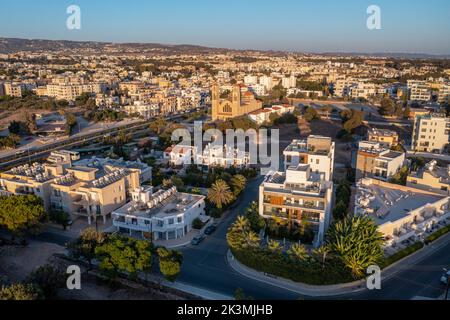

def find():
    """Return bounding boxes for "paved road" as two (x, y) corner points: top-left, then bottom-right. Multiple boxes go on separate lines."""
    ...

(27, 175), (450, 300)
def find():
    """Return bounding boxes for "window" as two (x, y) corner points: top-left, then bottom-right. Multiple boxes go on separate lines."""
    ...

(177, 217), (182, 223)
(168, 218), (174, 225)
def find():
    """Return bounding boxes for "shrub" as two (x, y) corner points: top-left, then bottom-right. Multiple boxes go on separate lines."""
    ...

(425, 225), (450, 244)
(381, 242), (424, 268)
(192, 218), (204, 230)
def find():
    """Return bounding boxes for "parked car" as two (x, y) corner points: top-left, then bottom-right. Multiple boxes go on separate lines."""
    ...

(191, 234), (205, 245)
(204, 225), (217, 235)
(440, 268), (450, 285)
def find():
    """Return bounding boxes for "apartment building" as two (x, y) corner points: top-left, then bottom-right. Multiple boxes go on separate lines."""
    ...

(244, 75), (258, 86)
(407, 161), (450, 195)
(367, 128), (399, 148)
(46, 82), (105, 101)
(350, 82), (382, 100)
(0, 82), (4, 96)
(259, 75), (274, 91)
(112, 186), (206, 241)
(124, 101), (159, 119)
(333, 77), (355, 97)
(211, 84), (262, 121)
(438, 83), (450, 103)
(412, 113), (450, 154)
(408, 80), (431, 102)
(164, 145), (198, 167)
(3, 82), (25, 97)
(281, 75), (297, 89)
(283, 136), (335, 182)
(355, 141), (405, 182)
(0, 154), (150, 225)
(355, 178), (450, 249)
(259, 164), (333, 247)
(196, 144), (250, 169)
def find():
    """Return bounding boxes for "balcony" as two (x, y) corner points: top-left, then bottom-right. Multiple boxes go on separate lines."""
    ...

(113, 220), (151, 233)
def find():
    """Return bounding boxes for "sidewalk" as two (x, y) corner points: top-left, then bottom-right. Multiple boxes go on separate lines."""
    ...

(227, 230), (450, 297)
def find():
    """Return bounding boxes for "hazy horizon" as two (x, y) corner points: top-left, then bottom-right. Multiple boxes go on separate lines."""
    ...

(2, 0), (450, 55)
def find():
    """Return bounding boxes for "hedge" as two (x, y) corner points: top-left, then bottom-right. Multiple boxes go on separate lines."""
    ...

(380, 242), (424, 268)
(425, 225), (450, 244)
(231, 248), (354, 285)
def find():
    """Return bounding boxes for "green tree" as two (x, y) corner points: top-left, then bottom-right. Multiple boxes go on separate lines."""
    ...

(326, 217), (384, 278)
(95, 235), (152, 280)
(379, 98), (395, 116)
(288, 243), (308, 261)
(207, 179), (235, 209)
(230, 174), (247, 196)
(68, 228), (105, 270)
(267, 240), (282, 254)
(304, 107), (319, 122)
(157, 247), (183, 282)
(0, 195), (46, 237)
(332, 200), (348, 221)
(26, 264), (65, 299)
(0, 283), (41, 300)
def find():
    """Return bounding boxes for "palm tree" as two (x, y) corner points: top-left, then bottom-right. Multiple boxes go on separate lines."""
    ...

(234, 216), (249, 232)
(288, 243), (308, 262)
(267, 240), (282, 254)
(230, 175), (247, 196)
(326, 216), (385, 279)
(312, 246), (330, 269)
(244, 231), (260, 248)
(207, 179), (235, 209)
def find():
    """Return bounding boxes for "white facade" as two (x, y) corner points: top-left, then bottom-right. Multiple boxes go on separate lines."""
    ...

(408, 80), (432, 102)
(112, 186), (206, 241)
(412, 113), (450, 154)
(124, 101), (159, 119)
(283, 136), (335, 182)
(244, 75), (258, 86)
(259, 75), (274, 91)
(165, 145), (198, 167)
(258, 164), (333, 247)
(196, 144), (250, 168)
(282, 75), (297, 89)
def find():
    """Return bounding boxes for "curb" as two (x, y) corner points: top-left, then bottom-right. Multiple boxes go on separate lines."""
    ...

(227, 251), (367, 297)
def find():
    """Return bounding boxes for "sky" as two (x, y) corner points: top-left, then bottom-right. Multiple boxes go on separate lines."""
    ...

(1, 0), (450, 54)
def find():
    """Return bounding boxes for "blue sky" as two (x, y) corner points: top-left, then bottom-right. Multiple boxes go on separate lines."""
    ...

(1, 0), (450, 54)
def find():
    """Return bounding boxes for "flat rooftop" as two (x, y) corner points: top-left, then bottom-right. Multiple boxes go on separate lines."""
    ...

(356, 182), (445, 225)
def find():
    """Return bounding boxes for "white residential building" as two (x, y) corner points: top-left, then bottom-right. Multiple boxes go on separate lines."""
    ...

(259, 75), (274, 91)
(124, 101), (160, 119)
(259, 164), (333, 247)
(355, 178), (450, 249)
(355, 141), (406, 182)
(248, 104), (295, 125)
(112, 186), (206, 241)
(165, 145), (198, 167)
(282, 75), (297, 89)
(412, 113), (450, 154)
(283, 136), (335, 182)
(408, 80), (432, 102)
(244, 75), (258, 86)
(196, 144), (250, 168)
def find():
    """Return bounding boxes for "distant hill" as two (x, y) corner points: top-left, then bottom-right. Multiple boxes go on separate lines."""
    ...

(0, 37), (449, 59)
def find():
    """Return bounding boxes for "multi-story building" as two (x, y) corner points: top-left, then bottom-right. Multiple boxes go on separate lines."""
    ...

(248, 104), (295, 125)
(411, 113), (450, 154)
(333, 77), (355, 97)
(164, 145), (198, 167)
(112, 186), (206, 241)
(3, 82), (25, 98)
(407, 161), (450, 195)
(283, 136), (335, 182)
(367, 128), (399, 148)
(211, 84), (262, 121)
(355, 178), (450, 249)
(281, 75), (297, 89)
(0, 153), (150, 225)
(124, 101), (159, 119)
(0, 82), (5, 96)
(438, 83), (450, 104)
(46, 82), (105, 101)
(355, 141), (405, 182)
(259, 164), (333, 247)
(259, 75), (274, 91)
(408, 80), (432, 102)
(244, 75), (258, 86)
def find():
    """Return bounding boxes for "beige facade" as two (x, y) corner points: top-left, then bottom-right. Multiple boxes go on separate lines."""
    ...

(0, 155), (143, 225)
(211, 84), (262, 121)
(367, 128), (399, 148)
(412, 114), (450, 154)
(407, 161), (450, 195)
